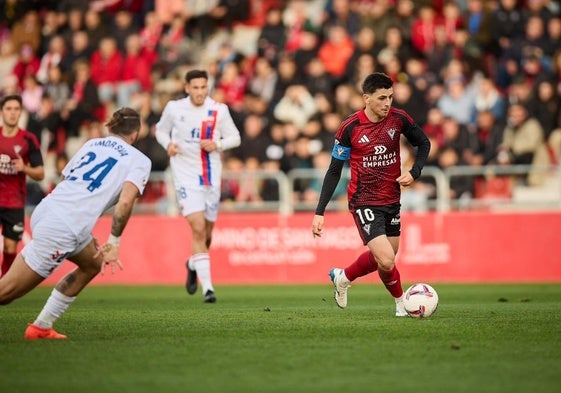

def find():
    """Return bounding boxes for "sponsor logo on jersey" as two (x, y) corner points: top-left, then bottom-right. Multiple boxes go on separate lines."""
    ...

(373, 145), (387, 154)
(362, 223), (371, 235)
(0, 154), (16, 174)
(362, 151), (397, 168)
(387, 128), (396, 139)
(358, 135), (370, 143)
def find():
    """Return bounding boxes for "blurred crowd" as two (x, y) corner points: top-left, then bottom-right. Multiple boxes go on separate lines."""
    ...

(1, 0), (560, 209)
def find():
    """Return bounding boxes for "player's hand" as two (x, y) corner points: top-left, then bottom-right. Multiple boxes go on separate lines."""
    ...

(397, 172), (414, 187)
(312, 215), (324, 238)
(95, 243), (123, 275)
(200, 139), (218, 152)
(167, 143), (180, 156)
(11, 154), (25, 172)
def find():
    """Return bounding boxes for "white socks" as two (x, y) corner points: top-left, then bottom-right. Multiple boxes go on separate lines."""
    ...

(189, 253), (214, 294)
(34, 289), (76, 329)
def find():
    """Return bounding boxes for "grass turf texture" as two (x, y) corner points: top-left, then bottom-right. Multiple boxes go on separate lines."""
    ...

(1, 284), (560, 393)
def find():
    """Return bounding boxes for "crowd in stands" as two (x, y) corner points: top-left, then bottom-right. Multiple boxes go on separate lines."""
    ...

(1, 0), (560, 210)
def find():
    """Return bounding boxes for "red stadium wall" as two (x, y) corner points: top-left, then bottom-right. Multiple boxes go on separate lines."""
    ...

(36, 211), (561, 285)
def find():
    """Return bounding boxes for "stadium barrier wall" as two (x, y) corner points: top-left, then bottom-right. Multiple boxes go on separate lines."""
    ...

(37, 211), (561, 285)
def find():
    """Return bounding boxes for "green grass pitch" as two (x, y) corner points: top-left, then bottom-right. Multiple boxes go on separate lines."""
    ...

(1, 283), (560, 393)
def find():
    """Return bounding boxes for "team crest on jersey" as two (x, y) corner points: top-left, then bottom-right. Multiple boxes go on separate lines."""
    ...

(362, 223), (371, 235)
(13, 145), (22, 154)
(387, 129), (396, 139)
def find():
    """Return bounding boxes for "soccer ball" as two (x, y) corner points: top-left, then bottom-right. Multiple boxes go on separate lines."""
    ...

(403, 283), (439, 318)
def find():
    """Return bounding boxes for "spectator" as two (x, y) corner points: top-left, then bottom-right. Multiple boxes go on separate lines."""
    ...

(83, 9), (109, 52)
(356, 0), (393, 41)
(474, 109), (506, 165)
(437, 77), (477, 126)
(21, 74), (43, 115)
(10, 10), (41, 53)
(60, 60), (101, 148)
(138, 10), (162, 67)
(60, 30), (92, 78)
(257, 6), (286, 63)
(273, 84), (317, 131)
(410, 5), (438, 56)
(90, 37), (123, 106)
(323, 0), (362, 37)
(526, 79), (560, 140)
(234, 113), (271, 163)
(25, 94), (61, 154)
(462, 0), (494, 52)
(36, 35), (66, 85)
(0, 40), (18, 94)
(472, 76), (507, 123)
(117, 33), (152, 108)
(12, 43), (40, 90)
(499, 102), (549, 186)
(317, 24), (355, 82)
(43, 65), (70, 113)
(111, 10), (138, 53)
(304, 57), (335, 96)
(391, 0), (417, 42)
(377, 25), (414, 71)
(59, 8), (85, 50)
(247, 57), (278, 104)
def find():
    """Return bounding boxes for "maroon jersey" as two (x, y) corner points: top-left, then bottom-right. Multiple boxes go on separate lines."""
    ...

(334, 107), (418, 207)
(0, 128), (43, 208)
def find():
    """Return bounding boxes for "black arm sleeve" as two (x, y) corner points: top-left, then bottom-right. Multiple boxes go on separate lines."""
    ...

(403, 123), (431, 179)
(314, 157), (345, 216)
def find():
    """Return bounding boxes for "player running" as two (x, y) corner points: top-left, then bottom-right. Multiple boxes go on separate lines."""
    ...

(155, 69), (241, 303)
(312, 72), (431, 316)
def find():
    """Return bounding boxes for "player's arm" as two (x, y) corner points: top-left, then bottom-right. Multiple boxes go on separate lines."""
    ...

(16, 161), (44, 181)
(215, 105), (241, 151)
(155, 104), (179, 156)
(98, 182), (140, 274)
(312, 156), (345, 238)
(13, 138), (45, 181)
(402, 123), (431, 180)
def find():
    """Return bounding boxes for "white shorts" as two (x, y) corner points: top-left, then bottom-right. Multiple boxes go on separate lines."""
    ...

(175, 185), (220, 221)
(22, 205), (91, 278)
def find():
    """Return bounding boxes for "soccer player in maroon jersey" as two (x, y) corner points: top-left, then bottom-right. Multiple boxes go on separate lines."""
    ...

(311, 73), (431, 316)
(0, 95), (44, 276)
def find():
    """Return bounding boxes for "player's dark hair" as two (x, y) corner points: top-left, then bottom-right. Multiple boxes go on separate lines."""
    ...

(0, 94), (22, 109)
(362, 72), (393, 94)
(185, 69), (208, 83)
(105, 107), (140, 136)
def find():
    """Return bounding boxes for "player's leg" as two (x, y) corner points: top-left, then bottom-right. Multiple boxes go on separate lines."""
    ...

(1, 208), (24, 276)
(0, 253), (45, 305)
(186, 212), (216, 302)
(369, 234), (406, 316)
(26, 238), (102, 339)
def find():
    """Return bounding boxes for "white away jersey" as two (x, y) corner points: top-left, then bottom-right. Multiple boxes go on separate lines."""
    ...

(39, 136), (151, 238)
(155, 96), (241, 188)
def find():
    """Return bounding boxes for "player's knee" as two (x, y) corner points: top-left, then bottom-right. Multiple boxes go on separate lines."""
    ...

(0, 284), (16, 305)
(376, 257), (396, 271)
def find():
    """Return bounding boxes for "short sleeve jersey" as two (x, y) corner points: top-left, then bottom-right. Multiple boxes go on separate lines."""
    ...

(40, 136), (151, 238)
(332, 107), (416, 207)
(0, 128), (43, 208)
(155, 96), (240, 189)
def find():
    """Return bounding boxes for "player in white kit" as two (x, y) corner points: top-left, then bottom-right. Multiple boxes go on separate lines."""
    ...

(0, 108), (151, 339)
(156, 69), (241, 303)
